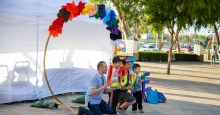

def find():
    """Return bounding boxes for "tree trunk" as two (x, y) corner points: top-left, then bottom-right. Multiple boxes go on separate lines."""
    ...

(167, 28), (173, 74)
(176, 39), (180, 52)
(167, 28), (180, 74)
(214, 24), (220, 51)
(167, 45), (172, 74)
(111, 0), (129, 39)
(167, 41), (175, 74)
(133, 24), (139, 39)
(119, 19), (129, 39)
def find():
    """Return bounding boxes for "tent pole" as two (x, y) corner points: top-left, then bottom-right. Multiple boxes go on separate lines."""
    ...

(114, 46), (117, 56)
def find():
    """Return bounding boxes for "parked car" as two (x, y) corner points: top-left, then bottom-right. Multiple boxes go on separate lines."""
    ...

(190, 46), (194, 51)
(139, 46), (154, 51)
(180, 46), (191, 52)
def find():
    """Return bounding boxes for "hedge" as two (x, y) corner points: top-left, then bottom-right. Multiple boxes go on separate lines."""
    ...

(172, 52), (198, 61)
(138, 51), (198, 61)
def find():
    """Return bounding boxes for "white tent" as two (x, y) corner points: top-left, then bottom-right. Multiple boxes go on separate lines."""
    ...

(0, 0), (113, 104)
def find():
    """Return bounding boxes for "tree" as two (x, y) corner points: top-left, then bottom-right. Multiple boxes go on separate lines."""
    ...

(192, 0), (220, 49)
(208, 2), (220, 49)
(179, 35), (189, 43)
(182, 36), (189, 42)
(143, 0), (193, 74)
(197, 34), (206, 42)
(89, 0), (146, 39)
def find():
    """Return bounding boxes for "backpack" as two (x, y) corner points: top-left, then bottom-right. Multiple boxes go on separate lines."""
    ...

(143, 88), (167, 104)
(216, 54), (219, 60)
(157, 92), (167, 103)
(72, 95), (85, 104)
(146, 91), (158, 104)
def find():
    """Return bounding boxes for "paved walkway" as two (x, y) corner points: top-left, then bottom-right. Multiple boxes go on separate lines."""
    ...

(0, 61), (220, 115)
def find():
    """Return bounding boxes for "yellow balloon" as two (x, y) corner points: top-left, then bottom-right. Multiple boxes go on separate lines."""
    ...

(111, 82), (118, 87)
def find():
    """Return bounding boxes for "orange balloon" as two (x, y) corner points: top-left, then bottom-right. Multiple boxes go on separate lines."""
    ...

(117, 46), (122, 50)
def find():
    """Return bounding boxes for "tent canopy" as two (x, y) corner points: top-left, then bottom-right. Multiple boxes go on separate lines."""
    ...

(0, 0), (113, 103)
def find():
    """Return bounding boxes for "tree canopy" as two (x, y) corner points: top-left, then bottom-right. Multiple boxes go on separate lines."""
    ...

(143, 0), (194, 74)
(89, 0), (147, 39)
(90, 0), (220, 74)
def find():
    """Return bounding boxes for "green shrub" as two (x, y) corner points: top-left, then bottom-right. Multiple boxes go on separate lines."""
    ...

(138, 51), (198, 61)
(173, 52), (197, 61)
(138, 51), (168, 61)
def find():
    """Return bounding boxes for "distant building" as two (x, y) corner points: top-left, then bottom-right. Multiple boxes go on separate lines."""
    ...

(140, 33), (153, 39)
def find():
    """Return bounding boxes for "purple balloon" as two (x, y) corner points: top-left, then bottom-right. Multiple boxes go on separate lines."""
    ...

(106, 25), (118, 34)
(99, 4), (106, 19)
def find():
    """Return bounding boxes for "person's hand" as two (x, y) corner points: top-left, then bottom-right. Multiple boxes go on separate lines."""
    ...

(127, 86), (133, 90)
(111, 87), (116, 90)
(103, 82), (109, 88)
(139, 80), (144, 83)
(128, 89), (133, 94)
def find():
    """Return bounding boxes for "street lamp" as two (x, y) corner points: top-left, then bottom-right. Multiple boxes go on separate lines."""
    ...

(194, 29), (196, 42)
(156, 33), (158, 48)
(188, 34), (190, 45)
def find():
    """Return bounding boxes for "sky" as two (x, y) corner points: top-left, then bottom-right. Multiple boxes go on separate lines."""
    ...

(163, 27), (218, 37)
(185, 28), (215, 36)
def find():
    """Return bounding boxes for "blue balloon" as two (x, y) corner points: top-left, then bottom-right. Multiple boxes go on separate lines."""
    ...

(122, 48), (126, 52)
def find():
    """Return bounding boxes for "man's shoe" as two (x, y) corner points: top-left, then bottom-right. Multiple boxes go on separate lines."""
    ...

(78, 106), (84, 115)
(117, 109), (127, 115)
(139, 109), (144, 113)
(132, 110), (137, 113)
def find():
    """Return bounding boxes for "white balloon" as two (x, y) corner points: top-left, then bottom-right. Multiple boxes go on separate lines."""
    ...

(111, 39), (122, 46)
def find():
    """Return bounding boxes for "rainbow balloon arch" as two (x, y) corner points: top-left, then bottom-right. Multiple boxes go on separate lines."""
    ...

(43, 0), (120, 114)
(48, 1), (119, 38)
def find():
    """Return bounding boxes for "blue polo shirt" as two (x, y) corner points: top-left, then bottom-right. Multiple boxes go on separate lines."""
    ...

(85, 73), (106, 107)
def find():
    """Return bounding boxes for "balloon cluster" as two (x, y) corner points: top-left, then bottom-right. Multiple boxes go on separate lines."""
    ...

(110, 30), (122, 46)
(48, 0), (119, 38)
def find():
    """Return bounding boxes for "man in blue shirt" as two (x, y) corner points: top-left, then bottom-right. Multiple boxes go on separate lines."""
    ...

(78, 61), (114, 115)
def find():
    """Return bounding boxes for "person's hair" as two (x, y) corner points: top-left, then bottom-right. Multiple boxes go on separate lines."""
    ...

(112, 56), (121, 64)
(97, 61), (106, 70)
(122, 61), (126, 65)
(122, 59), (128, 65)
(132, 63), (141, 71)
